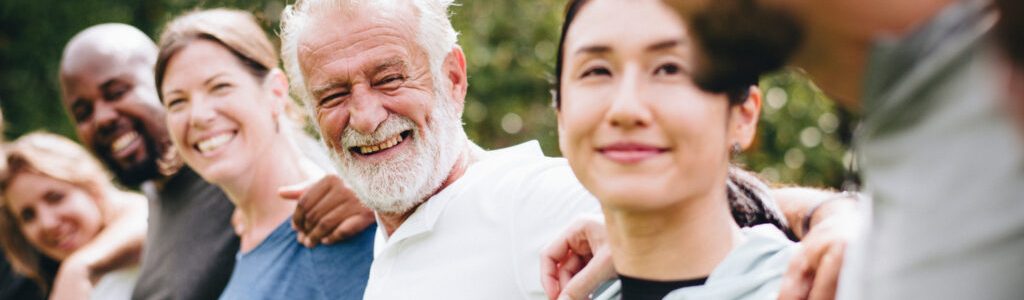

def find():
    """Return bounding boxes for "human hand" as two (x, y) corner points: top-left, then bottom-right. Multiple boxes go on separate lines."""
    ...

(49, 253), (99, 300)
(778, 200), (861, 300)
(280, 174), (376, 248)
(541, 215), (614, 300)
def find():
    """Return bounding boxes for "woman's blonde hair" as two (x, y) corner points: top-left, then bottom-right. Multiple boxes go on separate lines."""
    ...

(154, 8), (332, 169)
(0, 132), (115, 293)
(154, 8), (304, 123)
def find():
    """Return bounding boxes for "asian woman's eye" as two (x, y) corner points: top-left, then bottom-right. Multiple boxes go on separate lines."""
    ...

(654, 63), (682, 76)
(580, 67), (611, 78)
(166, 97), (186, 109)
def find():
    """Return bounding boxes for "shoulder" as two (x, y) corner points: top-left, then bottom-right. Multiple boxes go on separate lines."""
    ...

(473, 141), (587, 197)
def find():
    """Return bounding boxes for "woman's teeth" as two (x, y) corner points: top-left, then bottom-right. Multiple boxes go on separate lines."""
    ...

(358, 134), (404, 155)
(196, 132), (234, 154)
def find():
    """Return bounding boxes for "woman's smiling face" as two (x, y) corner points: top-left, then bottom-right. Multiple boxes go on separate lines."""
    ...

(558, 0), (760, 211)
(5, 172), (103, 260)
(161, 39), (282, 185)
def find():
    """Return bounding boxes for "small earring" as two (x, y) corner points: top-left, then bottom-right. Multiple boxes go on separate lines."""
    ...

(730, 142), (742, 158)
(273, 113), (281, 133)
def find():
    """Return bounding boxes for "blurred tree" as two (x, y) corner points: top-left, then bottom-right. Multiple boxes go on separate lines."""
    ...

(0, 0), (852, 188)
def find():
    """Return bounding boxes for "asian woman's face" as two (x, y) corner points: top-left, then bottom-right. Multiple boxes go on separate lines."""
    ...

(4, 172), (103, 260)
(161, 39), (284, 185)
(558, 0), (759, 211)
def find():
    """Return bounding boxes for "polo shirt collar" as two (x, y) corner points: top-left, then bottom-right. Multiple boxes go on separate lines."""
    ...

(374, 140), (546, 253)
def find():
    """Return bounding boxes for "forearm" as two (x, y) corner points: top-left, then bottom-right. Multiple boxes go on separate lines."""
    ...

(771, 187), (860, 239)
(72, 196), (147, 277)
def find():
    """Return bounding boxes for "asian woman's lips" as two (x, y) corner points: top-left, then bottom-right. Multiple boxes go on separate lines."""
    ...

(597, 142), (669, 164)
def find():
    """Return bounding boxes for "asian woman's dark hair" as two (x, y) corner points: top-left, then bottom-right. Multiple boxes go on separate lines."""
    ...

(553, 0), (793, 239)
(553, 0), (751, 110)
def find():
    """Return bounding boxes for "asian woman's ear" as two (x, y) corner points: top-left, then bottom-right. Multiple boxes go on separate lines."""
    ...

(729, 85), (762, 150)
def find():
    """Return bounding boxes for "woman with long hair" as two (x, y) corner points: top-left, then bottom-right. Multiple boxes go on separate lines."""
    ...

(550, 0), (798, 298)
(0, 132), (146, 299)
(154, 9), (373, 299)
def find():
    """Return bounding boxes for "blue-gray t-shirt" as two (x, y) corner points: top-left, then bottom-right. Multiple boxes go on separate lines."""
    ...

(219, 220), (375, 300)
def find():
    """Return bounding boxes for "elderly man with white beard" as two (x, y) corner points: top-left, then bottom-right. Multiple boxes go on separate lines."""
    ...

(281, 2), (598, 298)
(279, 0), (858, 298)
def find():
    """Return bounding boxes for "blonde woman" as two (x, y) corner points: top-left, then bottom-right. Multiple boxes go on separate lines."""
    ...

(0, 132), (146, 300)
(155, 9), (373, 299)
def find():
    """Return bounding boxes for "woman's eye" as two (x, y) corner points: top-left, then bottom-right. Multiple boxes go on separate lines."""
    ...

(654, 63), (682, 76)
(580, 67), (611, 78)
(20, 209), (35, 223)
(43, 191), (64, 204)
(166, 97), (186, 109)
(211, 83), (233, 94)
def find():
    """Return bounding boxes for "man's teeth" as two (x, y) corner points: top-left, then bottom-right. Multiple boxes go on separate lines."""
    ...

(358, 134), (404, 155)
(111, 131), (139, 153)
(197, 133), (234, 154)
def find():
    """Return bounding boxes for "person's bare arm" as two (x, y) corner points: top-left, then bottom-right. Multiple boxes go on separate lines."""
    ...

(541, 187), (862, 300)
(774, 187), (863, 300)
(280, 174), (376, 247)
(49, 192), (147, 300)
(541, 215), (614, 300)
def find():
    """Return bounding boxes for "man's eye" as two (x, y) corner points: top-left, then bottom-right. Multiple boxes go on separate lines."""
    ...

(72, 103), (93, 122)
(104, 84), (131, 101)
(580, 67), (611, 78)
(319, 92), (349, 108)
(376, 75), (405, 88)
(654, 63), (682, 76)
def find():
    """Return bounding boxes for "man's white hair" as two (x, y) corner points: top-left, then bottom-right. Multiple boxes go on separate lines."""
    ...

(279, 0), (459, 115)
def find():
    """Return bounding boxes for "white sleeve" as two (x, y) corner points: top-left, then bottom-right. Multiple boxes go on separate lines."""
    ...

(508, 161), (601, 299)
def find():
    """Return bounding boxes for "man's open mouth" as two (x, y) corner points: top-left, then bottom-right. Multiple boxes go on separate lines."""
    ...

(349, 130), (413, 156)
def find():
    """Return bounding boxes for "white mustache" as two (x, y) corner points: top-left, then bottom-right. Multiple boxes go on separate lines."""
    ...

(340, 115), (417, 149)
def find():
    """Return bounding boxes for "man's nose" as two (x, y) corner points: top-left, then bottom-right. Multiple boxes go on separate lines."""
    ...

(94, 101), (120, 134)
(347, 89), (388, 135)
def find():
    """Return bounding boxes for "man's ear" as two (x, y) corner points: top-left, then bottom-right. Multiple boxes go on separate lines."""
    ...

(730, 86), (762, 149)
(442, 46), (468, 114)
(265, 69), (291, 117)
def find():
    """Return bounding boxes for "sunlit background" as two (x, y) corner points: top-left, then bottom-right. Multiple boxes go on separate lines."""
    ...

(0, 0), (856, 189)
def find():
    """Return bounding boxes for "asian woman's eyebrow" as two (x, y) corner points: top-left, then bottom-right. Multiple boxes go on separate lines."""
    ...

(645, 39), (685, 52)
(574, 45), (612, 56)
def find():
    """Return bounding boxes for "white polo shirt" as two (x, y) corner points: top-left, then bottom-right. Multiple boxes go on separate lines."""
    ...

(363, 141), (601, 299)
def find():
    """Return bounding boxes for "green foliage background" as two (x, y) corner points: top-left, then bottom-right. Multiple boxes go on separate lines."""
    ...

(0, 0), (853, 188)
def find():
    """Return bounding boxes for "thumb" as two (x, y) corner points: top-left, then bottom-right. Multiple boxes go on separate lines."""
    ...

(559, 251), (614, 300)
(278, 179), (315, 200)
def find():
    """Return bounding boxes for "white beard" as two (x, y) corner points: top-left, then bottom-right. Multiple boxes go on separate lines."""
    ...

(328, 90), (465, 215)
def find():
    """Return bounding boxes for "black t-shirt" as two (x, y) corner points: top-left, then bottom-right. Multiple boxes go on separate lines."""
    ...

(131, 167), (239, 300)
(618, 274), (708, 300)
